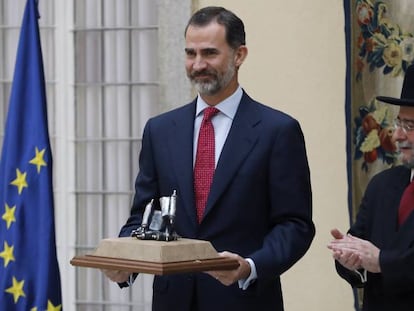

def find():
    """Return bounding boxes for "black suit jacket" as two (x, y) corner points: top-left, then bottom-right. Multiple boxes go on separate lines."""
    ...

(336, 165), (414, 311)
(120, 91), (315, 311)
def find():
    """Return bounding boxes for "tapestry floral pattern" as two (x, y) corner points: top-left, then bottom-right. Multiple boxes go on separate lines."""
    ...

(355, 0), (414, 79)
(352, 0), (411, 170)
(353, 99), (396, 171)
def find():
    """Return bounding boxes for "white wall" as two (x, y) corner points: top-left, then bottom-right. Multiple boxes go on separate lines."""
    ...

(197, 1), (353, 310)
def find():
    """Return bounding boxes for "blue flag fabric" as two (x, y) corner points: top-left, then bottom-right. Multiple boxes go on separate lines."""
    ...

(0, 0), (63, 310)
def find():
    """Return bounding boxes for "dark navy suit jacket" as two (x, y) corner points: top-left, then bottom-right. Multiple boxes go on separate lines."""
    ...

(336, 165), (414, 311)
(120, 91), (315, 311)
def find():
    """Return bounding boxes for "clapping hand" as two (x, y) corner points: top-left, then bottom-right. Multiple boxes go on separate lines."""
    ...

(328, 228), (381, 273)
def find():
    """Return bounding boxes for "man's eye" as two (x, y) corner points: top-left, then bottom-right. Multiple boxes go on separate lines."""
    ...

(402, 120), (414, 128)
(185, 50), (195, 57)
(204, 49), (218, 56)
(407, 124), (414, 130)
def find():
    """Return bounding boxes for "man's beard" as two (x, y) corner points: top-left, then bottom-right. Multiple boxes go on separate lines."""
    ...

(188, 61), (236, 96)
(397, 141), (414, 168)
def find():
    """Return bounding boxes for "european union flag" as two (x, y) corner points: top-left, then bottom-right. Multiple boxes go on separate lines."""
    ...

(0, 0), (63, 310)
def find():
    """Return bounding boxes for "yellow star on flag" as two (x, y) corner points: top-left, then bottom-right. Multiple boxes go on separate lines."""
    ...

(2, 203), (16, 229)
(0, 241), (15, 267)
(10, 169), (28, 194)
(29, 147), (47, 173)
(5, 277), (25, 303)
(30, 308), (37, 311)
(47, 300), (62, 311)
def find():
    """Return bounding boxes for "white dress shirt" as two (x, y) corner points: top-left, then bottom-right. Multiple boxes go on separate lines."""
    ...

(193, 86), (242, 166)
(193, 86), (257, 290)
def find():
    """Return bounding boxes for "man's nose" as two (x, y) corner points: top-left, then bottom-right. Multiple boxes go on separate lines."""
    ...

(192, 56), (207, 71)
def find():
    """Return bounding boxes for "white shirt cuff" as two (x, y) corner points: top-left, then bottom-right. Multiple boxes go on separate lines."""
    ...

(238, 258), (257, 290)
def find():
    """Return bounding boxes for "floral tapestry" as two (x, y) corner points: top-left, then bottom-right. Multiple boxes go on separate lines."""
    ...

(344, 0), (414, 309)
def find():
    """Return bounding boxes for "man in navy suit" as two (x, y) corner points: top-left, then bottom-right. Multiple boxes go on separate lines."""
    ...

(104, 6), (314, 311)
(328, 64), (414, 311)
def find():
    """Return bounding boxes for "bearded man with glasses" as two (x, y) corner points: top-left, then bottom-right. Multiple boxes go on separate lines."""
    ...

(328, 64), (414, 311)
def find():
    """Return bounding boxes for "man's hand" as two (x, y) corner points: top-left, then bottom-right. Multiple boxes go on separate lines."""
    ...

(328, 228), (363, 270)
(330, 228), (344, 240)
(205, 251), (251, 286)
(343, 234), (381, 273)
(102, 269), (131, 283)
(328, 228), (381, 273)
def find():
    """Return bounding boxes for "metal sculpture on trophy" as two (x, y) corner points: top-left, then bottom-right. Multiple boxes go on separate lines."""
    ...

(131, 190), (180, 242)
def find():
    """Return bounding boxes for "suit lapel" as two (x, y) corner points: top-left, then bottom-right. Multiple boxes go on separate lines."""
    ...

(203, 94), (260, 220)
(395, 167), (414, 235)
(169, 94), (261, 224)
(384, 167), (411, 244)
(393, 200), (414, 247)
(167, 102), (197, 223)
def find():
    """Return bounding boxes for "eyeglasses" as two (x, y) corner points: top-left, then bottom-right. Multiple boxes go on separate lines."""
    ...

(393, 118), (414, 134)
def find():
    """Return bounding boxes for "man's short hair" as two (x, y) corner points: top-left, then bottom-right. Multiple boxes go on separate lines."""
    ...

(185, 6), (246, 49)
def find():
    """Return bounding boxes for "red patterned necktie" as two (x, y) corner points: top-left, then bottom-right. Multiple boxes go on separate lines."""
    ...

(194, 107), (219, 223)
(398, 180), (414, 226)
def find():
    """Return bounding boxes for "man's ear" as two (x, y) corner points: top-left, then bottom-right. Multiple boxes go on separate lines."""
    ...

(234, 45), (248, 68)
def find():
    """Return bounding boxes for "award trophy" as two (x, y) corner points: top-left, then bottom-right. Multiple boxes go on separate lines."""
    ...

(130, 190), (180, 242)
(70, 190), (239, 275)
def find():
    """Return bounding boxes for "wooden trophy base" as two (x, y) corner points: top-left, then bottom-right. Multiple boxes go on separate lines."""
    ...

(70, 237), (239, 275)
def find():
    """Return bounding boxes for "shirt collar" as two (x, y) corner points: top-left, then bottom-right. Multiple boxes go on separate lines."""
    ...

(195, 86), (243, 119)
